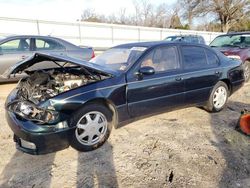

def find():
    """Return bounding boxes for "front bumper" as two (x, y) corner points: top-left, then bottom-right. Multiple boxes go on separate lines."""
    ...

(6, 110), (74, 155)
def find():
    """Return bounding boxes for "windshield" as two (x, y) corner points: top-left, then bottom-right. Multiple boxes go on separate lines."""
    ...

(165, 36), (181, 41)
(90, 47), (147, 71)
(210, 34), (250, 48)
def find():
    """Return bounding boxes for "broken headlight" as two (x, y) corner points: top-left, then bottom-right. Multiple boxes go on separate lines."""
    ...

(7, 100), (59, 124)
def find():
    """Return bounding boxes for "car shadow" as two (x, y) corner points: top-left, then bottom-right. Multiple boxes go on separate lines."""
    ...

(0, 151), (56, 187)
(209, 100), (250, 188)
(76, 142), (118, 188)
(0, 142), (118, 188)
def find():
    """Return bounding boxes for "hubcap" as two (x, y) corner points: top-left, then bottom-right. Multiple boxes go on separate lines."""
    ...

(75, 111), (108, 146)
(213, 86), (227, 109)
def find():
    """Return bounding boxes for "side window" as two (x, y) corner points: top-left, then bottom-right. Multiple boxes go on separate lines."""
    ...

(182, 46), (207, 70)
(35, 39), (65, 51)
(205, 49), (219, 66)
(141, 46), (180, 73)
(199, 37), (205, 44)
(0, 39), (30, 53)
(191, 37), (199, 43)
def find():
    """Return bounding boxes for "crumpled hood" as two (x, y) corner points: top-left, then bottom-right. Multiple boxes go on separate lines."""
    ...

(3, 53), (118, 78)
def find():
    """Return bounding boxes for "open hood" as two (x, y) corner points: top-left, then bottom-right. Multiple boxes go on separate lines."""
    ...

(3, 53), (118, 78)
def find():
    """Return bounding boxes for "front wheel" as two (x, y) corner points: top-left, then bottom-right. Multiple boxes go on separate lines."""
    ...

(205, 81), (229, 112)
(69, 103), (113, 152)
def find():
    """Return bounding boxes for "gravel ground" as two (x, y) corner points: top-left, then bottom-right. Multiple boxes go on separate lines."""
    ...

(0, 83), (249, 188)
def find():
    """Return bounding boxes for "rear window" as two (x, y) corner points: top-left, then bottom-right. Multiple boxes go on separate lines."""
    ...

(205, 49), (219, 65)
(182, 46), (219, 70)
(35, 39), (65, 51)
(182, 46), (207, 70)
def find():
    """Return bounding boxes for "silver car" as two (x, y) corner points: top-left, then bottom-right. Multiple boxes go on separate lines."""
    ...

(0, 35), (95, 83)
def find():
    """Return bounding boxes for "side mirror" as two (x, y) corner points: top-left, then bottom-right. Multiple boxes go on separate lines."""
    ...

(139, 66), (155, 75)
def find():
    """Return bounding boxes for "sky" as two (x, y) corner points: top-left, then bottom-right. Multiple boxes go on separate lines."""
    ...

(0, 0), (177, 22)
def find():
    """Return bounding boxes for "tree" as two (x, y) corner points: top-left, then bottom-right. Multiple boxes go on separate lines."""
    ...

(132, 0), (153, 26)
(181, 0), (250, 32)
(117, 8), (127, 24)
(179, 0), (200, 29)
(153, 3), (171, 28)
(209, 0), (250, 32)
(170, 11), (183, 29)
(81, 9), (104, 23)
(80, 1), (180, 29)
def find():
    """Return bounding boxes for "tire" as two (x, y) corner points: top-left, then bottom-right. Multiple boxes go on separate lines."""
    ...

(205, 81), (229, 112)
(244, 61), (250, 82)
(69, 103), (113, 152)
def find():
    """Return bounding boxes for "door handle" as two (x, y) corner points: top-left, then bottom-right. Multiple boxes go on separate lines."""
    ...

(175, 77), (183, 81)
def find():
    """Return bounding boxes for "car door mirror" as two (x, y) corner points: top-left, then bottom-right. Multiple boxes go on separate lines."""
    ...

(139, 66), (155, 75)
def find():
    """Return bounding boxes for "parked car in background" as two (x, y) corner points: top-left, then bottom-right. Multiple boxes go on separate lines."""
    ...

(210, 32), (250, 82)
(0, 35), (95, 83)
(165, 35), (206, 44)
(5, 41), (244, 154)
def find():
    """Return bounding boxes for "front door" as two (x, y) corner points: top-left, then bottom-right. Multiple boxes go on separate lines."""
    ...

(0, 38), (32, 80)
(126, 45), (185, 117)
(28, 37), (66, 70)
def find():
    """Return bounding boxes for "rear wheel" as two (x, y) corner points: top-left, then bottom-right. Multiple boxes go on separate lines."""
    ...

(205, 81), (229, 112)
(244, 61), (250, 82)
(69, 103), (113, 152)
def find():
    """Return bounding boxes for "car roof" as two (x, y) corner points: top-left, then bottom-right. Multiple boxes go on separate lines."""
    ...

(114, 41), (207, 49)
(0, 35), (80, 49)
(1, 35), (63, 40)
(217, 32), (250, 37)
(0, 35), (76, 46)
(166, 35), (203, 37)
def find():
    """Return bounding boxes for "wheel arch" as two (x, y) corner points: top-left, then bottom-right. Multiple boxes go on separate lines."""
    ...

(220, 79), (232, 95)
(82, 98), (119, 128)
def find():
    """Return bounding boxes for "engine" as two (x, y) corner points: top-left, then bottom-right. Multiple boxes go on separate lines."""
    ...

(16, 68), (101, 104)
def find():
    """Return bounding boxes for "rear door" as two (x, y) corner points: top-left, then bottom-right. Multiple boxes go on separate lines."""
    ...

(0, 38), (32, 78)
(126, 45), (185, 117)
(180, 45), (221, 105)
(29, 37), (67, 70)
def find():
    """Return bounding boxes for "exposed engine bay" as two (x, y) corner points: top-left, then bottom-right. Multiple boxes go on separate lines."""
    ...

(7, 66), (109, 124)
(17, 67), (104, 104)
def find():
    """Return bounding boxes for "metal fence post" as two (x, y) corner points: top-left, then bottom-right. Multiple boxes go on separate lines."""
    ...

(78, 23), (82, 44)
(111, 26), (114, 44)
(138, 28), (141, 42)
(36, 20), (40, 35)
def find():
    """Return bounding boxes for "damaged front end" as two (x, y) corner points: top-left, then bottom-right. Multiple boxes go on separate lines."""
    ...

(4, 53), (115, 154)
(5, 53), (113, 125)
(7, 100), (59, 124)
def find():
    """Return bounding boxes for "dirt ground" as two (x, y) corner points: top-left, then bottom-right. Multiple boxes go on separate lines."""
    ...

(0, 83), (249, 188)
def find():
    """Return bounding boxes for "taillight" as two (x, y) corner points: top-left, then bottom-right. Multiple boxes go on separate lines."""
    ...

(91, 50), (95, 59)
